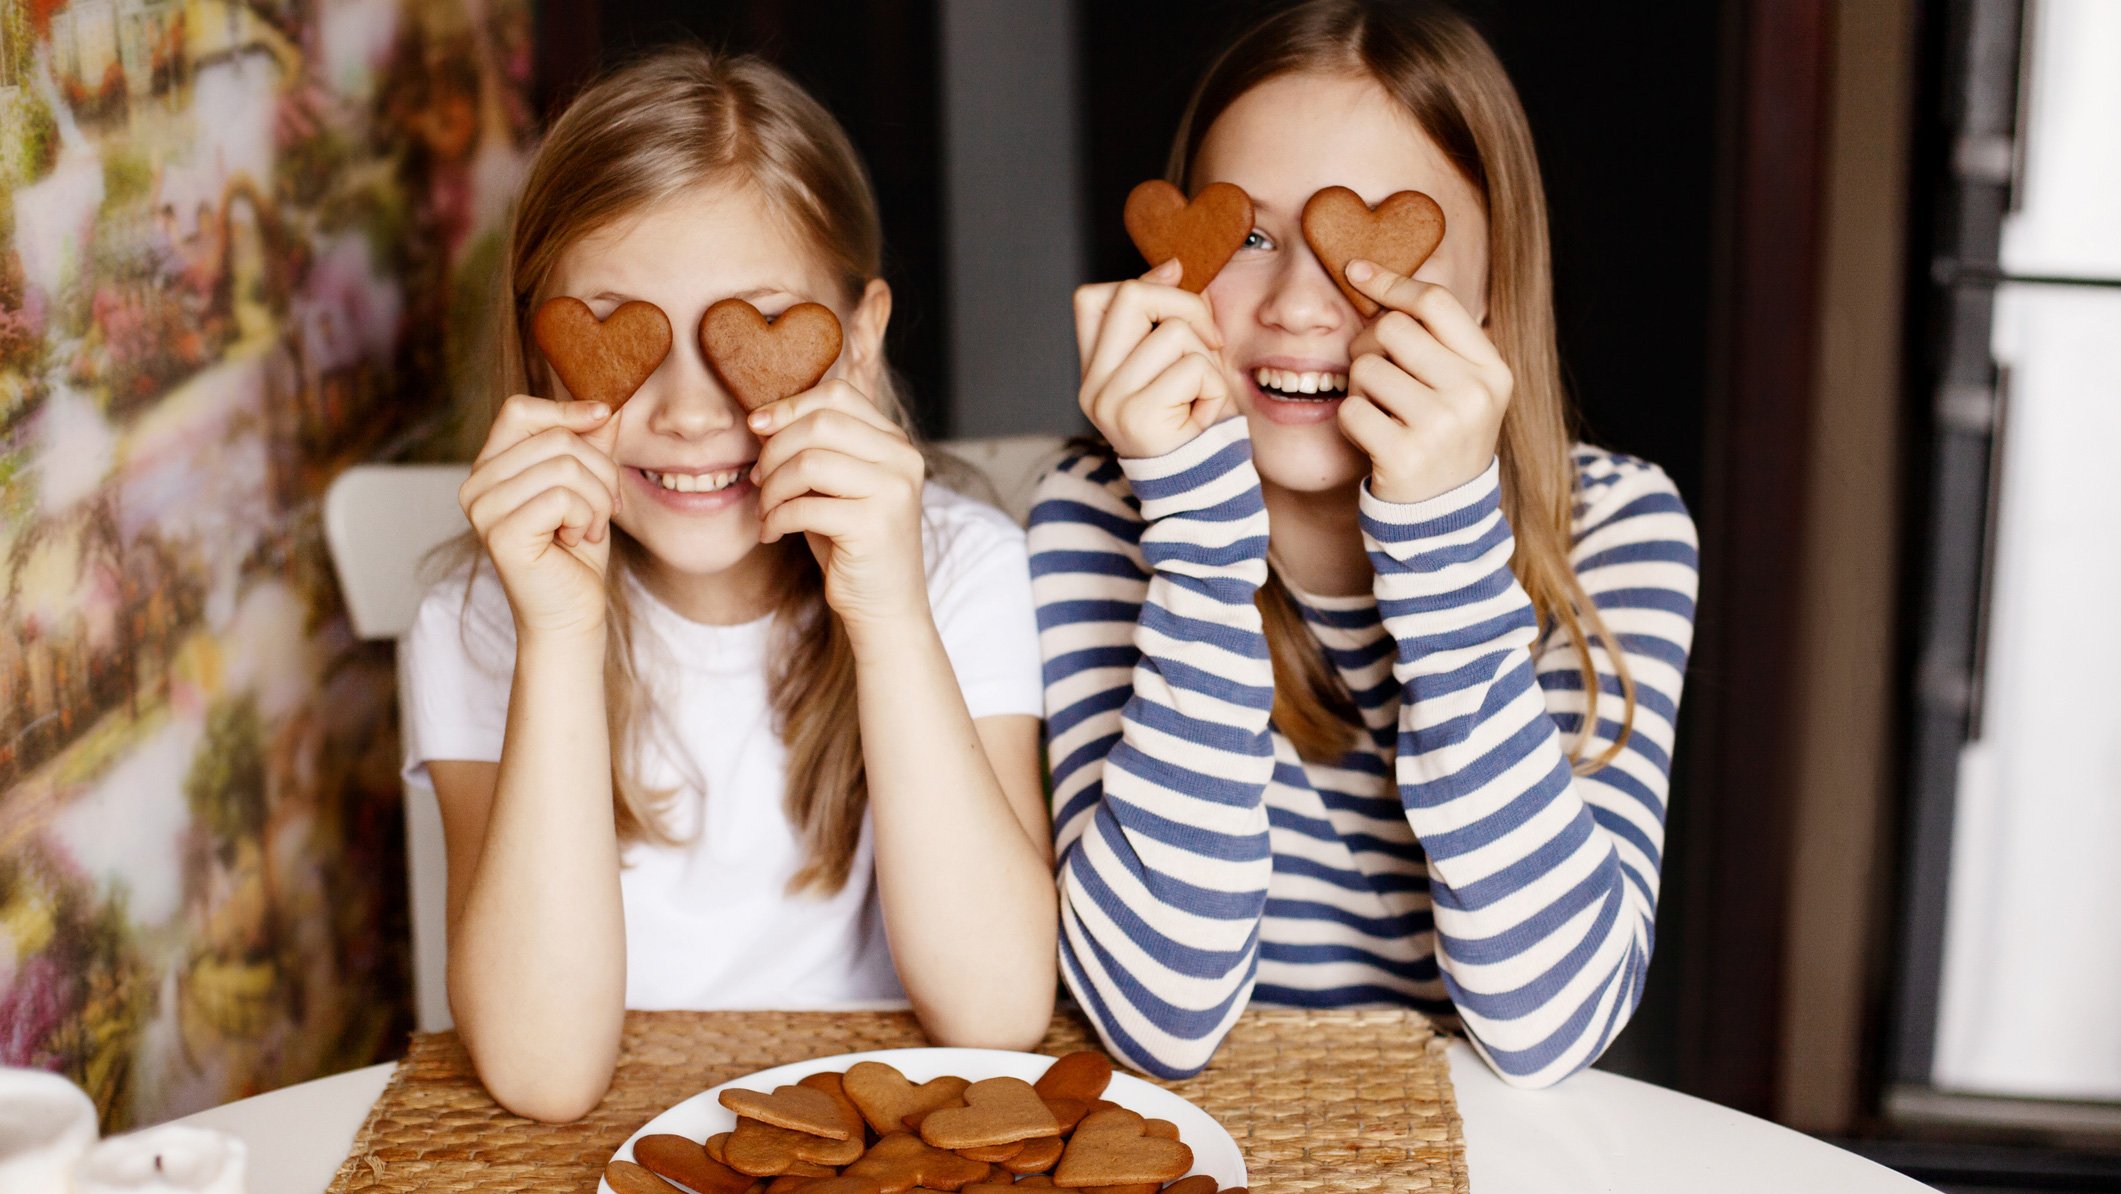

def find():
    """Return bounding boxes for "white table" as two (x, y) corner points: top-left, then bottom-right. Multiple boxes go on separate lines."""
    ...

(172, 1043), (1933, 1193)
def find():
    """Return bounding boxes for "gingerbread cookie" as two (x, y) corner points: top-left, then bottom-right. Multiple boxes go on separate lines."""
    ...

(1299, 185), (1447, 317)
(918, 1078), (1060, 1151)
(1033, 1054), (1112, 1105)
(699, 298), (844, 410)
(1123, 181), (1254, 293)
(605, 1159), (684, 1194)
(1050, 1109), (1192, 1189)
(532, 296), (672, 409)
(634, 1133), (757, 1194)
(721, 1084), (859, 1141)
(844, 1062), (972, 1137)
(726, 1114), (864, 1175)
(841, 1132), (993, 1193)
(1001, 1135), (1064, 1174)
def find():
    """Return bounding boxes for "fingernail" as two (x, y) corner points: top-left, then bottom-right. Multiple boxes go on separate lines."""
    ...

(587, 403), (610, 419)
(1153, 258), (1182, 279)
(749, 411), (770, 430)
(1346, 260), (1376, 283)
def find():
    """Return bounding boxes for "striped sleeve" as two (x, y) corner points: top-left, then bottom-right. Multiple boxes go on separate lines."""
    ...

(1028, 418), (1277, 1078)
(1362, 453), (1699, 1088)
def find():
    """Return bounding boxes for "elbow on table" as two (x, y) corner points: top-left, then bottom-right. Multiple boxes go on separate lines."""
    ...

(917, 989), (1057, 1054)
(474, 1056), (615, 1123)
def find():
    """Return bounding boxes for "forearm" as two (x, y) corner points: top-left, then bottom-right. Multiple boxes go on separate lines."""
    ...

(1032, 428), (1279, 1077)
(855, 619), (1056, 1049)
(451, 628), (626, 1119)
(1366, 464), (1690, 1086)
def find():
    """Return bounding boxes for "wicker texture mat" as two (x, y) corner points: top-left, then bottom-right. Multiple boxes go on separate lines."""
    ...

(327, 1008), (1468, 1193)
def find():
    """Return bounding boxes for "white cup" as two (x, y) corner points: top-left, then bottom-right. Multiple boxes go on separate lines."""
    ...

(0, 1066), (100, 1194)
(74, 1124), (247, 1193)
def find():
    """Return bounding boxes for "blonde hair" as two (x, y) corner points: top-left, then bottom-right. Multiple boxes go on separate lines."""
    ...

(1172, 0), (1636, 770)
(481, 45), (908, 893)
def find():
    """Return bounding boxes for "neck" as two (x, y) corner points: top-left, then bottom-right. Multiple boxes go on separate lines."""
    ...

(633, 541), (786, 625)
(1262, 477), (1371, 597)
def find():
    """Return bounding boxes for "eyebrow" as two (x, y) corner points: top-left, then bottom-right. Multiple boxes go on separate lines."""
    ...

(587, 286), (788, 305)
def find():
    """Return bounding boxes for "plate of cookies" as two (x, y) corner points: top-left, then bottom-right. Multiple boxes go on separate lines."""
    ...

(601, 1047), (1247, 1194)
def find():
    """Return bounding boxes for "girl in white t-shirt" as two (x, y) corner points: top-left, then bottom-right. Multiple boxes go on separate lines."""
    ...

(400, 47), (1055, 1122)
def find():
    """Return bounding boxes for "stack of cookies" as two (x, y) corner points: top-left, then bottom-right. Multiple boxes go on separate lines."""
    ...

(605, 1051), (1244, 1194)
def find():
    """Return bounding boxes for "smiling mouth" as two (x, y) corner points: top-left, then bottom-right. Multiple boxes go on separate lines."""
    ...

(1253, 366), (1349, 401)
(639, 466), (752, 494)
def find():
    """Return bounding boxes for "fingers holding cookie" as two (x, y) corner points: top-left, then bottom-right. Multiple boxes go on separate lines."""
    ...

(1336, 258), (1513, 505)
(1075, 274), (1234, 461)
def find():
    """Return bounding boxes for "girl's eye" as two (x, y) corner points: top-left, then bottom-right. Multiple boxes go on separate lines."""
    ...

(1241, 229), (1272, 251)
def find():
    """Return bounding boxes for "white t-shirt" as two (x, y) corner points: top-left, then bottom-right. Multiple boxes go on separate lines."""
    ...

(399, 485), (1043, 1011)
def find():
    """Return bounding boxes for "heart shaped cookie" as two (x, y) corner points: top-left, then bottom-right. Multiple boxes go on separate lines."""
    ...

(532, 296), (672, 409)
(843, 1062), (972, 1137)
(1000, 1134), (1064, 1174)
(604, 1159), (684, 1194)
(842, 1132), (992, 1193)
(726, 1114), (864, 1175)
(1123, 180), (1254, 293)
(1050, 1108), (1192, 1188)
(632, 1133), (757, 1194)
(1032, 1053), (1112, 1104)
(1299, 185), (1447, 317)
(720, 1084), (857, 1141)
(699, 298), (845, 410)
(918, 1077), (1059, 1151)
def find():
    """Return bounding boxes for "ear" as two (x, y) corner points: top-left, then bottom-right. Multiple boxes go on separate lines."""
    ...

(844, 277), (893, 394)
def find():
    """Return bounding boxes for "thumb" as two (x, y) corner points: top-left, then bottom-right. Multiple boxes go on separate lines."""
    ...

(1144, 257), (1184, 285)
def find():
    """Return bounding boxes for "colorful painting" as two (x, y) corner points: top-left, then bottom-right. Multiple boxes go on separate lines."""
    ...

(0, 0), (534, 1130)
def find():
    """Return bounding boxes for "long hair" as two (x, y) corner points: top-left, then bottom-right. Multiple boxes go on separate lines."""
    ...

(479, 45), (907, 893)
(1171, 0), (1636, 769)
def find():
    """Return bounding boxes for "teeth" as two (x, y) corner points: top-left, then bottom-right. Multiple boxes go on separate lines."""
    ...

(645, 468), (743, 494)
(1253, 367), (1348, 398)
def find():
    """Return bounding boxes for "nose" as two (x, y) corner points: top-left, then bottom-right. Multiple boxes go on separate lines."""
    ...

(1257, 239), (1351, 338)
(638, 330), (742, 440)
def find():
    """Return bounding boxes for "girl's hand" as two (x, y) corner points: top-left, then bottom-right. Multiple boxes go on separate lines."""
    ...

(748, 379), (928, 639)
(1337, 258), (1515, 504)
(1074, 258), (1233, 459)
(459, 395), (619, 640)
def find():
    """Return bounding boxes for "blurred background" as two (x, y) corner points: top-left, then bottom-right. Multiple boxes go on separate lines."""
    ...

(1, 1), (2115, 1189)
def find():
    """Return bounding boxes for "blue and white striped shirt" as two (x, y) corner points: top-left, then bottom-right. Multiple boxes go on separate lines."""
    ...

(1029, 418), (1698, 1087)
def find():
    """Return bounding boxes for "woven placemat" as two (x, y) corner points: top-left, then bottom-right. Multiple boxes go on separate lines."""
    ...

(327, 1008), (1468, 1193)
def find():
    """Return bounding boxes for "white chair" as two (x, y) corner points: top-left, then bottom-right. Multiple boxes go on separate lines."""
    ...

(320, 437), (1063, 1032)
(322, 463), (472, 1033)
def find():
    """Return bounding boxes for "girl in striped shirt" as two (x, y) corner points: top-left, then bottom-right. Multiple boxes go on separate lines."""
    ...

(1032, 0), (1699, 1088)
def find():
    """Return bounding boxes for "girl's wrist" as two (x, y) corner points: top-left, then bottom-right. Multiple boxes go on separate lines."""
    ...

(843, 607), (943, 664)
(514, 620), (609, 662)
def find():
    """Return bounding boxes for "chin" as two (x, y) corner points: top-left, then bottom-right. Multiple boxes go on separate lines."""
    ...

(1245, 417), (1368, 495)
(616, 521), (765, 579)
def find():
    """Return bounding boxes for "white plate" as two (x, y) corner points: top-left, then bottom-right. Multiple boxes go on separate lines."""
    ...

(602, 1046), (1247, 1192)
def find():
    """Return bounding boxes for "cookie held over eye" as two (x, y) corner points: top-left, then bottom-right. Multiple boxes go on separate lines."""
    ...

(1299, 185), (1447, 318)
(699, 298), (844, 411)
(1123, 180), (1254, 293)
(532, 296), (673, 410)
